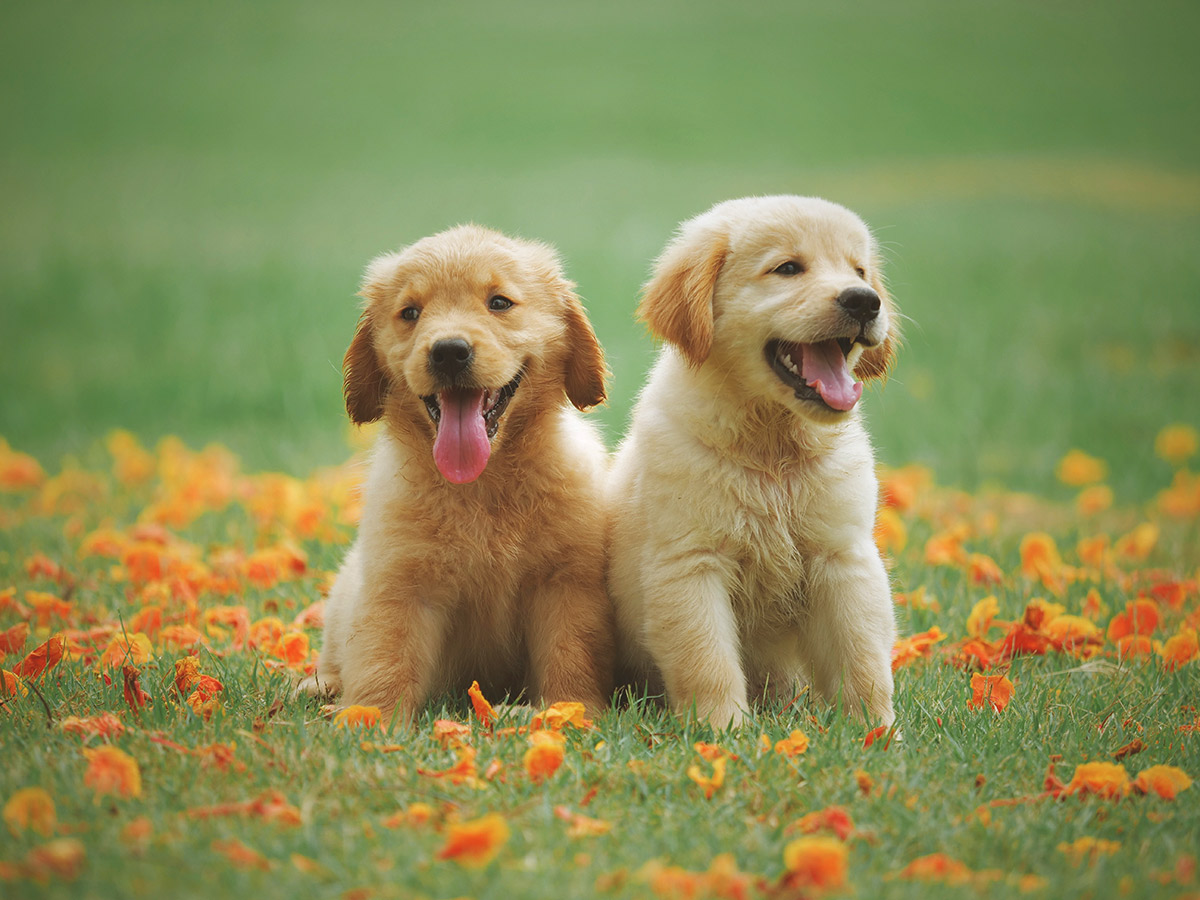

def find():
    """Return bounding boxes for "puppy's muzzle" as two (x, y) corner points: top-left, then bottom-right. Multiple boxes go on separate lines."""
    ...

(836, 286), (881, 325)
(428, 338), (474, 382)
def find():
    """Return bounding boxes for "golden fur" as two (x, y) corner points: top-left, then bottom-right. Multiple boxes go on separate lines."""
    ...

(609, 196), (899, 729)
(299, 225), (613, 722)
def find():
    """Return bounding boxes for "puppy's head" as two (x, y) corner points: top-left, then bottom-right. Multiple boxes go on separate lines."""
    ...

(344, 225), (606, 483)
(639, 195), (898, 424)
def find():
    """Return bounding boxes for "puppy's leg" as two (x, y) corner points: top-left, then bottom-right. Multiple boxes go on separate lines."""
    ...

(526, 569), (613, 713)
(297, 542), (364, 699)
(799, 546), (896, 726)
(338, 594), (449, 727)
(297, 617), (343, 700)
(644, 553), (747, 729)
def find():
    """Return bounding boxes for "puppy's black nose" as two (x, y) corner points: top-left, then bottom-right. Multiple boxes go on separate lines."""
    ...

(429, 338), (474, 379)
(837, 286), (881, 324)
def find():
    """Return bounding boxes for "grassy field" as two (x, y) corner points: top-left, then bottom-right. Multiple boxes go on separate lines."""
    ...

(1, 432), (1197, 899)
(2, 1), (1199, 898)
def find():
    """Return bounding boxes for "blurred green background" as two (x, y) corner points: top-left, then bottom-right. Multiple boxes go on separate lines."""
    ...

(2, 0), (1198, 497)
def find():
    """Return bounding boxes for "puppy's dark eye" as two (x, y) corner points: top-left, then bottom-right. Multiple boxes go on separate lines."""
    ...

(488, 295), (514, 311)
(772, 261), (804, 276)
(855, 266), (867, 279)
(399, 306), (421, 321)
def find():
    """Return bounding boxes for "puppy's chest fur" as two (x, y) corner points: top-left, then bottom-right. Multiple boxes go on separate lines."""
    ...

(360, 458), (580, 692)
(711, 458), (850, 628)
(364, 428), (598, 611)
(372, 472), (562, 606)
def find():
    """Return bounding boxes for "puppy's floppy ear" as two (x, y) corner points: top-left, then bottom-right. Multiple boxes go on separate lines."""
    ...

(854, 268), (900, 382)
(562, 289), (608, 410)
(527, 240), (607, 411)
(343, 310), (388, 424)
(343, 252), (403, 424)
(637, 222), (728, 367)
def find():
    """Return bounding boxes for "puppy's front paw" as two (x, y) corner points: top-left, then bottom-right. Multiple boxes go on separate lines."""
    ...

(295, 673), (341, 700)
(697, 698), (746, 732)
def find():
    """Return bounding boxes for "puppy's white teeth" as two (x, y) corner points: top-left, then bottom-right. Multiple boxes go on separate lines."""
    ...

(846, 344), (865, 369)
(781, 353), (800, 376)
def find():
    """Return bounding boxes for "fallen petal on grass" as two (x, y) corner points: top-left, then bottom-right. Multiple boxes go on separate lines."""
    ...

(435, 813), (510, 868)
(1132, 765), (1192, 799)
(82, 746), (141, 799)
(3, 787), (57, 836)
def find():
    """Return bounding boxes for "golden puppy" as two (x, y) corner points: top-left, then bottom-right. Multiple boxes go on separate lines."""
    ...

(609, 196), (899, 729)
(300, 225), (613, 722)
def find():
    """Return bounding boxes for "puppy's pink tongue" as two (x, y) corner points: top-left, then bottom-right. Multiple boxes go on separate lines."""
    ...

(433, 389), (490, 483)
(801, 340), (862, 411)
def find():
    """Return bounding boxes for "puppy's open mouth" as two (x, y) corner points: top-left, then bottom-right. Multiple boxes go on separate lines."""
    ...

(420, 372), (522, 484)
(765, 337), (868, 413)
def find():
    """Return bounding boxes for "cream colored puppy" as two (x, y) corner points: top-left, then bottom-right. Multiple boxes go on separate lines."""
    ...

(299, 225), (613, 724)
(609, 195), (899, 729)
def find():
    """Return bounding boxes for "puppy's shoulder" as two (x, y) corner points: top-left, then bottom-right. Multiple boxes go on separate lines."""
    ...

(623, 352), (712, 453)
(551, 406), (608, 475)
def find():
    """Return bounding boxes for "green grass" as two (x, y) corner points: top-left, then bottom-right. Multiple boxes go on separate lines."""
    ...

(2, 1), (1200, 897)
(1, 444), (1197, 899)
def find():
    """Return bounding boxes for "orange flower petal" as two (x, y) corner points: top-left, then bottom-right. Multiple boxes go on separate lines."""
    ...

(159, 624), (204, 650)
(122, 665), (152, 711)
(467, 680), (495, 728)
(693, 741), (730, 761)
(432, 718), (472, 747)
(1106, 599), (1160, 643)
(333, 705), (381, 730)
(82, 746), (142, 799)
(687, 756), (727, 799)
(1020, 532), (1065, 594)
(968, 554), (1004, 586)
(0, 622), (29, 656)
(524, 730), (566, 782)
(3, 787), (57, 836)
(967, 596), (1000, 638)
(530, 701), (592, 731)
(554, 805), (613, 838)
(24, 838), (85, 881)
(1076, 485), (1114, 516)
(212, 838), (271, 870)
(435, 813), (510, 868)
(967, 673), (1014, 712)
(96, 633), (153, 671)
(13, 635), (67, 679)
(1056, 449), (1108, 487)
(782, 836), (848, 890)
(774, 730), (810, 758)
(174, 656), (201, 695)
(60, 713), (126, 742)
(897, 852), (974, 884)
(863, 725), (889, 748)
(1043, 614), (1102, 653)
(1160, 628), (1199, 670)
(417, 746), (479, 786)
(1155, 424), (1198, 464)
(1057, 836), (1120, 864)
(1114, 523), (1159, 562)
(1132, 765), (1192, 799)
(891, 626), (946, 670)
(790, 806), (854, 841)
(1063, 762), (1131, 799)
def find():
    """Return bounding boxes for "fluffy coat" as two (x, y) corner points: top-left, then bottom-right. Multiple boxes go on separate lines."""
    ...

(300, 225), (613, 723)
(608, 196), (899, 728)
